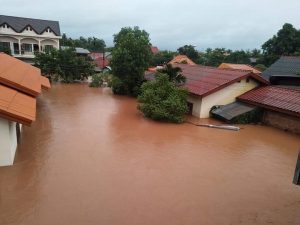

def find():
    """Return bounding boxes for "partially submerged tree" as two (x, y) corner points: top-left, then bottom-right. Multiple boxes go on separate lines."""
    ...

(34, 48), (94, 83)
(138, 74), (188, 123)
(110, 26), (152, 96)
(150, 50), (176, 66)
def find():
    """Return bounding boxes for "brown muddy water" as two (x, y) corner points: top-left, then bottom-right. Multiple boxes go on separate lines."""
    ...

(0, 83), (300, 225)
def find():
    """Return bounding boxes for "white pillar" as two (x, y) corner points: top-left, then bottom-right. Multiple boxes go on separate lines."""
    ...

(38, 39), (41, 52)
(18, 39), (21, 55)
(9, 42), (13, 55)
(0, 118), (17, 166)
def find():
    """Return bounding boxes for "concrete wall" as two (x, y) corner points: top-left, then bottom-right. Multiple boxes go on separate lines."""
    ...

(0, 118), (18, 166)
(199, 78), (259, 118)
(263, 110), (300, 134)
(187, 95), (202, 117)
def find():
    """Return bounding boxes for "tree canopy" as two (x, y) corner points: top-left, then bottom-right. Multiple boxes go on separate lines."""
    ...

(110, 26), (152, 96)
(60, 34), (106, 52)
(138, 74), (188, 123)
(150, 50), (176, 66)
(157, 64), (186, 85)
(34, 48), (94, 83)
(177, 45), (199, 62)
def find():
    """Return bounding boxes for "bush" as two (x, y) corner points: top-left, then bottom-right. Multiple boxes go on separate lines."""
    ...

(89, 73), (103, 87)
(110, 76), (126, 95)
(138, 74), (188, 123)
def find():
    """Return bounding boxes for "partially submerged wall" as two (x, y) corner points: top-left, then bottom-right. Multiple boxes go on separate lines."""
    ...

(0, 118), (17, 166)
(263, 110), (300, 134)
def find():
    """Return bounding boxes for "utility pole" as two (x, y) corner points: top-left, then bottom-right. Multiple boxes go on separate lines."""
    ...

(293, 150), (300, 185)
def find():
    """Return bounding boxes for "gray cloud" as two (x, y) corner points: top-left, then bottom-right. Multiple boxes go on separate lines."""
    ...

(1, 0), (300, 50)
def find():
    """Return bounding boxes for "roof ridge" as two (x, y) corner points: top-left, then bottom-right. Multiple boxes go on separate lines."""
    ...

(0, 14), (59, 23)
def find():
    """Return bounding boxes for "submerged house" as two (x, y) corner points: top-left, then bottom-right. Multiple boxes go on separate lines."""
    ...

(237, 86), (300, 134)
(0, 52), (50, 166)
(0, 15), (61, 62)
(179, 65), (268, 118)
(218, 63), (262, 74)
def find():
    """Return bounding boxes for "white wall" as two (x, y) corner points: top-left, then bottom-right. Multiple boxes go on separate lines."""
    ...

(199, 78), (259, 118)
(187, 95), (202, 117)
(0, 118), (18, 166)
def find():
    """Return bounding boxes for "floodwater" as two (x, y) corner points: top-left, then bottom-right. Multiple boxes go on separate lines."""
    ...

(0, 83), (299, 225)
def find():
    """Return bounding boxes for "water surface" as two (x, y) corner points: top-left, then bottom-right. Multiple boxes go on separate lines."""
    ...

(1, 83), (299, 225)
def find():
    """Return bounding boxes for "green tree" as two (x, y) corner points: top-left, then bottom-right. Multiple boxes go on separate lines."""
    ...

(110, 26), (152, 96)
(262, 23), (300, 65)
(177, 45), (199, 62)
(157, 64), (186, 85)
(34, 48), (94, 83)
(150, 50), (176, 66)
(138, 74), (188, 123)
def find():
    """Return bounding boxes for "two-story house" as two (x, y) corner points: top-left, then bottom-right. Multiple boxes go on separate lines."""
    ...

(0, 15), (61, 61)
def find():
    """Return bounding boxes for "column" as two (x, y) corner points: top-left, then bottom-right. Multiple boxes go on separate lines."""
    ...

(18, 39), (21, 55)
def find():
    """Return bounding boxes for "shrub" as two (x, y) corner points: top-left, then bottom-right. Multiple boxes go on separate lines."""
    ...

(138, 74), (188, 123)
(89, 73), (103, 87)
(110, 76), (126, 95)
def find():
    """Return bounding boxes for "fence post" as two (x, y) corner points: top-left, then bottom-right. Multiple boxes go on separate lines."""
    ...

(293, 150), (300, 185)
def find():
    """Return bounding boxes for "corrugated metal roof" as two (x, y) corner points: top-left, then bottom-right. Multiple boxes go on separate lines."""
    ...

(211, 102), (257, 121)
(262, 56), (300, 81)
(238, 86), (300, 117)
(178, 64), (268, 97)
(0, 53), (42, 96)
(0, 15), (61, 36)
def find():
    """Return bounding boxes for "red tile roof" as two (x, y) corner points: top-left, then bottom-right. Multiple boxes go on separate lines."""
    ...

(0, 84), (36, 126)
(218, 63), (262, 74)
(40, 76), (51, 90)
(238, 86), (300, 117)
(0, 52), (42, 96)
(177, 64), (268, 97)
(169, 55), (196, 66)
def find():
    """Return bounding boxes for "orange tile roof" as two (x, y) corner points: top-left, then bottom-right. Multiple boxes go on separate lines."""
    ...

(218, 63), (262, 74)
(40, 76), (51, 89)
(0, 52), (42, 96)
(0, 84), (36, 126)
(169, 55), (196, 66)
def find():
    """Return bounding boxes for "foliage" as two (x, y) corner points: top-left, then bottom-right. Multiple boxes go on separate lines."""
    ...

(262, 23), (300, 65)
(34, 48), (94, 83)
(177, 45), (199, 62)
(110, 26), (152, 96)
(138, 74), (188, 123)
(61, 33), (106, 52)
(150, 50), (176, 66)
(89, 73), (103, 87)
(157, 64), (186, 85)
(255, 64), (267, 72)
(110, 75), (126, 94)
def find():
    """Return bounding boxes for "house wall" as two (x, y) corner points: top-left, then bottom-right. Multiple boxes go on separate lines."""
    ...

(187, 95), (202, 117)
(199, 78), (259, 118)
(0, 118), (18, 166)
(263, 111), (300, 134)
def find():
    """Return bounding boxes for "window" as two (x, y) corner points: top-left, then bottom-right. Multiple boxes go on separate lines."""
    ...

(44, 45), (53, 52)
(22, 43), (33, 52)
(0, 42), (10, 53)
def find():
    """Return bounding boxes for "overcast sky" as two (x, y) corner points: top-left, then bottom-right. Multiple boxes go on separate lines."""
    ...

(1, 0), (300, 51)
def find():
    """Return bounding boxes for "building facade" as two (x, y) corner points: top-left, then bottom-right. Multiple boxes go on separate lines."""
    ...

(0, 15), (61, 60)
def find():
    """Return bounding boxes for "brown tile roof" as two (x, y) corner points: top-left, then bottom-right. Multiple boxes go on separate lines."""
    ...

(40, 76), (51, 90)
(237, 86), (300, 118)
(0, 52), (42, 96)
(169, 55), (196, 66)
(177, 64), (268, 97)
(0, 84), (36, 126)
(218, 63), (262, 74)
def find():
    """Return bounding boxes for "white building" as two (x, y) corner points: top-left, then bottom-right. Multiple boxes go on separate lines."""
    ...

(0, 53), (50, 166)
(0, 15), (61, 60)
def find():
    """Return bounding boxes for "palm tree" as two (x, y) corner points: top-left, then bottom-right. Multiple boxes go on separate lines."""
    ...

(157, 64), (186, 85)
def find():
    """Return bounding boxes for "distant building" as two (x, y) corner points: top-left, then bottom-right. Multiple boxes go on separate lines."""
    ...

(262, 56), (300, 81)
(169, 55), (196, 66)
(0, 53), (50, 166)
(0, 15), (61, 61)
(61, 46), (90, 56)
(150, 46), (159, 54)
(88, 52), (111, 70)
(218, 63), (262, 74)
